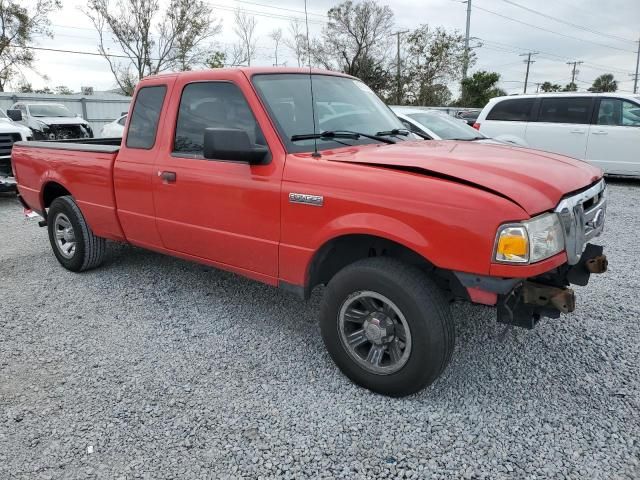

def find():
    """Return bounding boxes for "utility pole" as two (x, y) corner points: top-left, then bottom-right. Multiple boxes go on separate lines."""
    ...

(633, 36), (640, 94)
(566, 60), (584, 85)
(392, 30), (409, 105)
(462, 0), (472, 79)
(520, 52), (538, 93)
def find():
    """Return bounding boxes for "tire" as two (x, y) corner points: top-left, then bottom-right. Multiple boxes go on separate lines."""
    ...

(320, 257), (454, 397)
(47, 195), (106, 272)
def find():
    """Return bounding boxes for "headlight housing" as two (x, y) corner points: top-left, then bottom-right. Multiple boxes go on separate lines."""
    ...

(494, 213), (565, 264)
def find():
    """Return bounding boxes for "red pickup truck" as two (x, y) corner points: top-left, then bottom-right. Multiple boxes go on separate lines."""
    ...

(13, 68), (607, 397)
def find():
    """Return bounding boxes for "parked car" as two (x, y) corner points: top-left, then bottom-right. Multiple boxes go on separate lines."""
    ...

(9, 102), (93, 140)
(100, 114), (127, 138)
(0, 109), (32, 193)
(456, 109), (481, 126)
(13, 68), (607, 397)
(391, 106), (527, 146)
(474, 93), (640, 175)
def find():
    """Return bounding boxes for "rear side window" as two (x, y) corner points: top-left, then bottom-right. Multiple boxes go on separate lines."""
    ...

(486, 99), (535, 121)
(126, 85), (167, 149)
(538, 97), (591, 124)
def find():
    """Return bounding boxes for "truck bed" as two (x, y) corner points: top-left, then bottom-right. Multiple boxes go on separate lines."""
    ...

(12, 138), (125, 241)
(17, 137), (122, 153)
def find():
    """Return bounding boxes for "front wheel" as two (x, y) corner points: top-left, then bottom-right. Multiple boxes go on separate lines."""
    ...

(47, 195), (106, 272)
(320, 257), (454, 397)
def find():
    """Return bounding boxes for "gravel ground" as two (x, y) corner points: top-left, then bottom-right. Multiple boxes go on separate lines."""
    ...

(1, 181), (639, 480)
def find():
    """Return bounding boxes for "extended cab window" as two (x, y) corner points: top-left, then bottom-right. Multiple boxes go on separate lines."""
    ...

(174, 82), (265, 157)
(126, 85), (167, 149)
(486, 98), (534, 121)
(538, 97), (591, 124)
(597, 98), (640, 126)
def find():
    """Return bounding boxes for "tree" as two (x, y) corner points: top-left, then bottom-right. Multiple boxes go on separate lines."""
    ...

(562, 82), (578, 92)
(457, 71), (506, 108)
(205, 51), (226, 69)
(589, 73), (617, 92)
(270, 28), (283, 67)
(85, 0), (220, 95)
(18, 82), (34, 93)
(540, 81), (561, 92)
(312, 0), (394, 96)
(403, 25), (470, 106)
(284, 19), (307, 67)
(0, 0), (61, 92)
(233, 10), (257, 66)
(55, 85), (73, 95)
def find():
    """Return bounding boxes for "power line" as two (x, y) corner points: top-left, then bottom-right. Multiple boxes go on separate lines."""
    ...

(23, 45), (135, 60)
(474, 36), (635, 74)
(473, 4), (635, 53)
(205, 2), (326, 26)
(497, 0), (636, 44)
(232, 0), (326, 19)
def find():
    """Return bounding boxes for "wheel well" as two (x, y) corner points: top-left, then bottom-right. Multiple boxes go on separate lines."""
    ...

(42, 182), (71, 209)
(308, 235), (436, 294)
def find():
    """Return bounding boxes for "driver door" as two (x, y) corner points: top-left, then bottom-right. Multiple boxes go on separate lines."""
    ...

(152, 76), (283, 279)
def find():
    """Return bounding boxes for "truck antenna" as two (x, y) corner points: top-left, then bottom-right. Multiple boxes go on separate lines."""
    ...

(304, 0), (320, 158)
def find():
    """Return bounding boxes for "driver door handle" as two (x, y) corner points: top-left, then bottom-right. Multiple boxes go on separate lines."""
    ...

(591, 130), (608, 135)
(158, 171), (177, 184)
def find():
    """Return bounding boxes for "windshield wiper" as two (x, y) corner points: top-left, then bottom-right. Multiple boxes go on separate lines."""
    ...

(454, 137), (485, 141)
(375, 128), (410, 137)
(291, 130), (396, 144)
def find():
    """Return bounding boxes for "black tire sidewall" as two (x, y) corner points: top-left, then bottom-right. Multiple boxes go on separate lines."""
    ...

(320, 259), (450, 397)
(47, 197), (87, 272)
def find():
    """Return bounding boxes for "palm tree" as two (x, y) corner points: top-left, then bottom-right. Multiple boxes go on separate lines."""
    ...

(589, 74), (618, 92)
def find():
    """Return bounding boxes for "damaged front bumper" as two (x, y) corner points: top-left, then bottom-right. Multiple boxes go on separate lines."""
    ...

(455, 243), (607, 329)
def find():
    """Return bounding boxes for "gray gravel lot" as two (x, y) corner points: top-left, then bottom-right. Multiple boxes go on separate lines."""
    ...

(1, 181), (639, 479)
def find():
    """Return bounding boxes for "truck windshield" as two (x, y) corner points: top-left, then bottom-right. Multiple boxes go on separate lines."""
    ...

(252, 74), (405, 153)
(28, 104), (74, 117)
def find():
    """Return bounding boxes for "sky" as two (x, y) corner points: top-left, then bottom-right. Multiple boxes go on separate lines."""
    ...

(22, 0), (640, 96)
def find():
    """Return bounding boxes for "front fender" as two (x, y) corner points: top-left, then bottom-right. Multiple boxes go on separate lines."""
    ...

(311, 212), (431, 253)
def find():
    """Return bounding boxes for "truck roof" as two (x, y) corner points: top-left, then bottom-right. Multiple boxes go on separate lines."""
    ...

(140, 67), (355, 83)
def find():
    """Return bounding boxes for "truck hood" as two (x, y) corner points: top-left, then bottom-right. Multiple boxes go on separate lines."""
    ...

(324, 140), (603, 215)
(32, 116), (89, 126)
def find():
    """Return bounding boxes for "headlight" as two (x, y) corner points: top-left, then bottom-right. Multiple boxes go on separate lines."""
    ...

(494, 213), (565, 264)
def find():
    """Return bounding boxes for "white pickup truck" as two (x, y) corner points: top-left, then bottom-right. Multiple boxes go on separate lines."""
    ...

(0, 109), (32, 193)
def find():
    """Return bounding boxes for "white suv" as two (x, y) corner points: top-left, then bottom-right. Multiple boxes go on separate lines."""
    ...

(475, 93), (640, 175)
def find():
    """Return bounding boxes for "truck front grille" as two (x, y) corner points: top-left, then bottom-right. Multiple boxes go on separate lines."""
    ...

(555, 180), (607, 265)
(0, 132), (21, 158)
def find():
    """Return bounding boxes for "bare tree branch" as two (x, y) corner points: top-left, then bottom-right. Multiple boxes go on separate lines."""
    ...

(85, 0), (220, 94)
(233, 9), (257, 67)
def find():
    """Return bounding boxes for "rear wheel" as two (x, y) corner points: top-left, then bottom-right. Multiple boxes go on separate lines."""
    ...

(320, 257), (454, 397)
(47, 196), (106, 272)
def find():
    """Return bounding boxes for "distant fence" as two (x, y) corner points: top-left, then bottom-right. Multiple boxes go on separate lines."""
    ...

(0, 92), (131, 137)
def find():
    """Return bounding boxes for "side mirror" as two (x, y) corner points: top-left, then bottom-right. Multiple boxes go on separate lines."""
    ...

(7, 109), (22, 121)
(203, 128), (268, 164)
